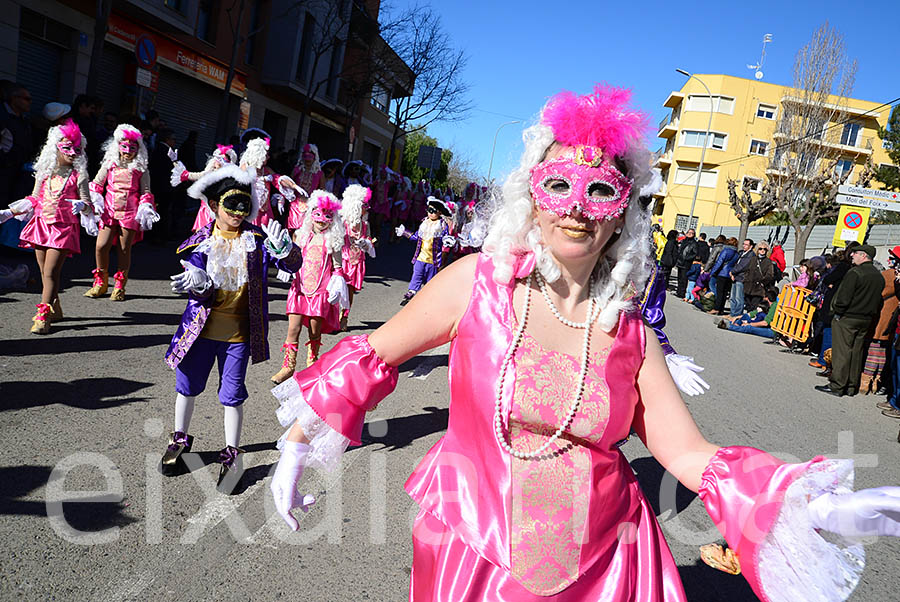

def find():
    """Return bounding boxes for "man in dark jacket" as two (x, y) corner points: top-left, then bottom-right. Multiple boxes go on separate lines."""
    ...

(817, 245), (885, 397)
(728, 238), (754, 317)
(675, 228), (699, 298)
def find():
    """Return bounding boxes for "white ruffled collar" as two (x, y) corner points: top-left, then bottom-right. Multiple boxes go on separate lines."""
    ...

(196, 228), (256, 290)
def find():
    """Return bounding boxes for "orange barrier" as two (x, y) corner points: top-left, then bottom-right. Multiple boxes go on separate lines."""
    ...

(770, 286), (816, 342)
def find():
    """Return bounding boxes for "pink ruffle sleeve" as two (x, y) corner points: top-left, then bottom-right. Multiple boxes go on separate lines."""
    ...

(699, 446), (864, 602)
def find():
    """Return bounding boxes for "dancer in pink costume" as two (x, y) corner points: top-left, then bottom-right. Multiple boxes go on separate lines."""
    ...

(288, 143), (323, 231)
(0, 119), (98, 333)
(369, 165), (393, 244)
(409, 179), (428, 227)
(338, 184), (376, 331)
(239, 134), (303, 229)
(85, 124), (159, 302)
(269, 85), (900, 601)
(390, 176), (412, 242)
(271, 191), (349, 384)
(169, 143), (238, 232)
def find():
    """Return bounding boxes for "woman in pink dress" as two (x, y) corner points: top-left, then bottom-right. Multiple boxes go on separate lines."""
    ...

(390, 176), (412, 242)
(338, 184), (376, 331)
(169, 143), (238, 232)
(85, 124), (159, 302)
(288, 143), (323, 231)
(0, 120), (97, 333)
(369, 165), (392, 243)
(271, 191), (348, 383)
(409, 179), (428, 228)
(268, 85), (900, 601)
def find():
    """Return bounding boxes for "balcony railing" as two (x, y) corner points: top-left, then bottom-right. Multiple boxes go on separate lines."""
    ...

(658, 114), (672, 131)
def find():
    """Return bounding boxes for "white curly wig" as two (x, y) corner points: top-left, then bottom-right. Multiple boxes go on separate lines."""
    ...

(295, 143), (321, 173)
(481, 90), (655, 333)
(240, 138), (269, 170)
(297, 191), (345, 254)
(100, 124), (148, 172)
(207, 145), (238, 169)
(339, 184), (370, 228)
(33, 122), (87, 184)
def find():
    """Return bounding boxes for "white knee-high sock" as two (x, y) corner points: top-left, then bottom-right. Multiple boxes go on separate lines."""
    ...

(174, 394), (195, 434)
(224, 405), (244, 448)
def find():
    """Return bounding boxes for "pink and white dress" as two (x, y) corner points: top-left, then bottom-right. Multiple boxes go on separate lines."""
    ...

(250, 166), (277, 228)
(286, 230), (342, 333)
(91, 161), (154, 244)
(288, 167), (322, 230)
(371, 179), (391, 218)
(341, 220), (370, 291)
(19, 168), (90, 255)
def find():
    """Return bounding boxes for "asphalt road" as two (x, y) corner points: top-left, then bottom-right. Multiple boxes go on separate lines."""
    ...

(1, 234), (898, 601)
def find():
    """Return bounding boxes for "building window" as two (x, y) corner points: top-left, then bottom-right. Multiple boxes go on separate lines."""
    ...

(165, 0), (186, 14)
(742, 176), (763, 193)
(197, 0), (217, 44)
(681, 130), (727, 151)
(749, 139), (768, 156)
(883, 139), (894, 150)
(19, 7), (71, 48)
(674, 166), (718, 188)
(674, 214), (699, 232)
(840, 122), (861, 147)
(798, 152), (817, 174)
(371, 82), (390, 113)
(296, 13), (316, 83)
(757, 103), (776, 120)
(806, 118), (825, 140)
(686, 94), (735, 115)
(834, 159), (853, 179)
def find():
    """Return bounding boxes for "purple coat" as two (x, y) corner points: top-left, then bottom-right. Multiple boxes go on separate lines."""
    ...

(404, 220), (450, 268)
(640, 262), (675, 355)
(164, 221), (303, 369)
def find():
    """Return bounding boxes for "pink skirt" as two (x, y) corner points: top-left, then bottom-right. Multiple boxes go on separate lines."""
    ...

(192, 205), (214, 232)
(286, 286), (341, 334)
(20, 216), (80, 255)
(100, 213), (144, 244)
(409, 502), (686, 602)
(287, 200), (306, 230)
(342, 258), (365, 290)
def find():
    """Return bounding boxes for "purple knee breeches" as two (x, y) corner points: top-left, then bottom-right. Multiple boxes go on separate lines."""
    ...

(175, 337), (250, 406)
(408, 260), (438, 293)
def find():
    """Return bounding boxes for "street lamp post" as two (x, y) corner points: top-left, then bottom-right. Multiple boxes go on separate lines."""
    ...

(676, 69), (714, 232)
(487, 120), (521, 182)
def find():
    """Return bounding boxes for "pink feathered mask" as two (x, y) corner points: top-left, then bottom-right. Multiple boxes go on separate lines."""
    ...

(530, 84), (648, 221)
(311, 191), (342, 223)
(57, 120), (82, 156)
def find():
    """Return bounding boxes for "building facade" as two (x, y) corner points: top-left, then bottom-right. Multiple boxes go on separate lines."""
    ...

(653, 74), (896, 232)
(0, 0), (410, 167)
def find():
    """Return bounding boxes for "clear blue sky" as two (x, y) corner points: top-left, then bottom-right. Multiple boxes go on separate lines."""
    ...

(390, 0), (898, 184)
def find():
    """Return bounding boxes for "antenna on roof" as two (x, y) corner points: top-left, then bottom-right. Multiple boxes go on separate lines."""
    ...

(746, 33), (773, 80)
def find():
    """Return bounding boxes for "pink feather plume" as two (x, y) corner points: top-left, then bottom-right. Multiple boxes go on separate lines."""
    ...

(312, 191), (342, 212)
(216, 144), (233, 154)
(59, 119), (81, 143)
(122, 127), (142, 141)
(542, 84), (648, 158)
(363, 188), (372, 204)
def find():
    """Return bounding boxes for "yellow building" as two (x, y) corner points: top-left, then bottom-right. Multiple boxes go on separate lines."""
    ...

(653, 74), (896, 232)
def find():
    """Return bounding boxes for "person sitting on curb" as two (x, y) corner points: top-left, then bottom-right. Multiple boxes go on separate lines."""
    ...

(716, 290), (777, 338)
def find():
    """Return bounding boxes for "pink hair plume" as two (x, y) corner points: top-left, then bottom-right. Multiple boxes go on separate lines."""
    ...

(59, 119), (81, 143)
(122, 127), (142, 141)
(363, 188), (372, 204)
(312, 191), (342, 212)
(542, 84), (648, 158)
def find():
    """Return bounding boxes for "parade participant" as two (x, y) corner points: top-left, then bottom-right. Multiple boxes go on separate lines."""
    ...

(239, 135), (302, 228)
(409, 179), (428, 226)
(0, 120), (97, 333)
(369, 165), (393, 244)
(84, 123), (159, 301)
(395, 196), (451, 305)
(271, 190), (348, 384)
(342, 160), (363, 187)
(455, 199), (482, 256)
(169, 143), (238, 232)
(269, 84), (900, 600)
(162, 164), (302, 494)
(390, 176), (412, 241)
(286, 143), (322, 233)
(320, 158), (345, 197)
(339, 184), (376, 331)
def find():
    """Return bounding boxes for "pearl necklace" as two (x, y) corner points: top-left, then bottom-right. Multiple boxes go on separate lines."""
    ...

(536, 272), (598, 328)
(493, 273), (599, 460)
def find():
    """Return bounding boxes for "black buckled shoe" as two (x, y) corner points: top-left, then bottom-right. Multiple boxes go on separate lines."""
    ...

(216, 445), (245, 495)
(160, 431), (193, 476)
(814, 384), (844, 397)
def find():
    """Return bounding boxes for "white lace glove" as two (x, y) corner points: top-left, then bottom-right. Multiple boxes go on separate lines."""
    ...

(326, 273), (350, 309)
(136, 203), (160, 231)
(8, 198), (34, 222)
(263, 220), (291, 258)
(169, 161), (188, 187)
(356, 238), (375, 257)
(69, 199), (87, 215)
(0, 209), (13, 224)
(665, 353), (709, 396)
(270, 441), (316, 531)
(395, 224), (405, 237)
(170, 259), (212, 294)
(442, 235), (457, 248)
(808, 486), (900, 540)
(167, 146), (178, 162)
(89, 190), (105, 215)
(276, 269), (293, 283)
(80, 211), (100, 236)
(273, 193), (285, 214)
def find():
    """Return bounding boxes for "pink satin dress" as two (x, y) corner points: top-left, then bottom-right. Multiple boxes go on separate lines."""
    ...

(341, 221), (369, 290)
(286, 231), (341, 333)
(19, 170), (86, 255)
(288, 169), (322, 230)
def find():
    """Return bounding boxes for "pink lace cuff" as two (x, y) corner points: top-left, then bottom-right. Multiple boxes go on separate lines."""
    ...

(139, 192), (155, 207)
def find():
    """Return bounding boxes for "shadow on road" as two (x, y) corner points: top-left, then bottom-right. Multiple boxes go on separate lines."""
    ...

(629, 456), (697, 517)
(0, 377), (153, 411)
(1, 333), (173, 356)
(398, 354), (449, 376)
(678, 561), (756, 601)
(356, 406), (449, 451)
(346, 320), (385, 332)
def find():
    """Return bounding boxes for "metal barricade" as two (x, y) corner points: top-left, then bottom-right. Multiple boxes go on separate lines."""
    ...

(770, 285), (816, 342)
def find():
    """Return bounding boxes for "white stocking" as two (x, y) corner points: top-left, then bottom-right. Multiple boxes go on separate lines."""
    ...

(224, 405), (244, 448)
(174, 394), (195, 434)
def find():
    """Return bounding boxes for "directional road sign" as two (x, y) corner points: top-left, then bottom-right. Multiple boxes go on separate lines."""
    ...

(837, 185), (900, 202)
(832, 205), (870, 247)
(837, 194), (900, 212)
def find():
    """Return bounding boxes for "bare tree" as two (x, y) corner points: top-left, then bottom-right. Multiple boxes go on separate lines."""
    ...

(727, 178), (778, 242)
(765, 23), (865, 262)
(387, 8), (472, 165)
(445, 146), (479, 192)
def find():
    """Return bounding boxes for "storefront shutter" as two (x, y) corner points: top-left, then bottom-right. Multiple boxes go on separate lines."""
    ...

(151, 66), (224, 159)
(16, 34), (62, 114)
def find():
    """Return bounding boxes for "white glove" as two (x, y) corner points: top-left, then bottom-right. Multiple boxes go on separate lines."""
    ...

(89, 190), (105, 215)
(665, 353), (710, 396)
(167, 146), (178, 162)
(273, 193), (285, 214)
(169, 161), (188, 187)
(356, 238), (375, 257)
(8, 198), (34, 222)
(442, 235), (457, 248)
(262, 219), (291, 258)
(326, 273), (349, 309)
(69, 199), (87, 215)
(276, 269), (292, 283)
(395, 224), (405, 237)
(80, 211), (100, 236)
(170, 259), (212, 294)
(277, 176), (302, 202)
(808, 486), (900, 540)
(0, 209), (12, 224)
(136, 203), (160, 231)
(270, 441), (316, 531)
